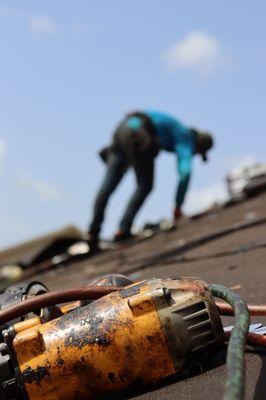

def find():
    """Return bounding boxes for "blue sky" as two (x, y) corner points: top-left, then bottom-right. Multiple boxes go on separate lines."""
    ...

(0, 0), (265, 248)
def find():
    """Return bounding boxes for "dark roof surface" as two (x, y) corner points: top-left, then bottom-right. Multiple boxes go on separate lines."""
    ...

(30, 193), (266, 400)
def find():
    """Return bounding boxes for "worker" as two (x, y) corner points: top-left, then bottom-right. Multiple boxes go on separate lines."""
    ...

(88, 110), (214, 252)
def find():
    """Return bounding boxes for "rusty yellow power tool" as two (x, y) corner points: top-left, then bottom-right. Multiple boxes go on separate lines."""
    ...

(0, 277), (224, 400)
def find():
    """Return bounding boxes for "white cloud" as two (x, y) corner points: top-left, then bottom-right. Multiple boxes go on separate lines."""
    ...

(162, 31), (222, 75)
(0, 138), (6, 171)
(1, 8), (89, 37)
(33, 180), (63, 202)
(17, 173), (63, 203)
(185, 183), (228, 215)
(28, 15), (57, 35)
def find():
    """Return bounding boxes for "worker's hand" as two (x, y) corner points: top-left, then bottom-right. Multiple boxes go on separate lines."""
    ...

(173, 207), (182, 222)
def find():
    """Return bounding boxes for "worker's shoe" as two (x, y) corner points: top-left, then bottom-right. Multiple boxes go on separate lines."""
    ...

(113, 230), (133, 243)
(87, 234), (100, 254)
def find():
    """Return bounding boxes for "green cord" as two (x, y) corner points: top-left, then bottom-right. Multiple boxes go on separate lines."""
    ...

(209, 284), (250, 400)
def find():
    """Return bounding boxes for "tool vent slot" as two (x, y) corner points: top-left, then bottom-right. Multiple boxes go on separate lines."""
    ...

(178, 301), (216, 352)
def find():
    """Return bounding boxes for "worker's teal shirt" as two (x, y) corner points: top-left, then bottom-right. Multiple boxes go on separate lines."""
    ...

(126, 111), (196, 207)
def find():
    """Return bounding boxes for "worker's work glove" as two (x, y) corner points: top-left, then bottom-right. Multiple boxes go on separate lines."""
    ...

(173, 207), (182, 222)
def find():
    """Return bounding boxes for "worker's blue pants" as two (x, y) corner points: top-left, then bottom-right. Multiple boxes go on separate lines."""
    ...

(89, 151), (154, 237)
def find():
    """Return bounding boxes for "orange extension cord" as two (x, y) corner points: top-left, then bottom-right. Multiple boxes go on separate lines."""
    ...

(217, 302), (266, 347)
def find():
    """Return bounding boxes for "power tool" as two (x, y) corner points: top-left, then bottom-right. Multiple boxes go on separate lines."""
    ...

(0, 276), (227, 400)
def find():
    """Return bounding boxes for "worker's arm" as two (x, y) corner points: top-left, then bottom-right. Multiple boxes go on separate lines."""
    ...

(174, 141), (193, 219)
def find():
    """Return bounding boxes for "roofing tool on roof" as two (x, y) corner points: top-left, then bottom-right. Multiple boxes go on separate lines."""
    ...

(0, 276), (264, 400)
